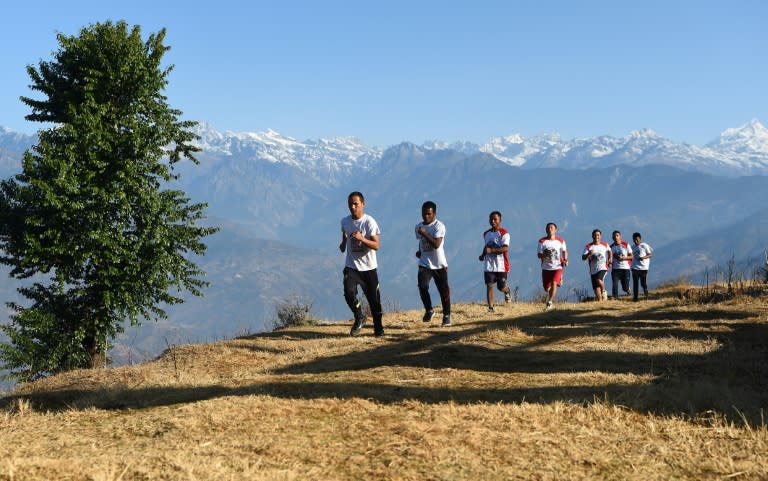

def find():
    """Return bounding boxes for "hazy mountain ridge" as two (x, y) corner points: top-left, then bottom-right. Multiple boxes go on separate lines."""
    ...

(652, 206), (768, 283)
(0, 127), (34, 175)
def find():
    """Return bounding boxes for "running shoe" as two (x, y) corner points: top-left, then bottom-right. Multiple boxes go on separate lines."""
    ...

(350, 315), (365, 336)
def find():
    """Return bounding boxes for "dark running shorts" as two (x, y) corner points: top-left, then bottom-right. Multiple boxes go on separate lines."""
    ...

(484, 271), (508, 289)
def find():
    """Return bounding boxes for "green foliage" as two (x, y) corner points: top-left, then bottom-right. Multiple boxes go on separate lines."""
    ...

(0, 20), (217, 381)
(271, 297), (315, 331)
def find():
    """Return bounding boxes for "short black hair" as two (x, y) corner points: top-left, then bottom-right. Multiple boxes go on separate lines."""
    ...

(632, 232), (642, 240)
(612, 230), (621, 236)
(546, 222), (557, 230)
(422, 201), (437, 212)
(348, 191), (365, 203)
(489, 211), (502, 220)
(592, 229), (602, 236)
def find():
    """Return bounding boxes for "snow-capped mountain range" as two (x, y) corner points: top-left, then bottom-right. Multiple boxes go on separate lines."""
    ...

(707, 119), (768, 154)
(193, 123), (379, 167)
(184, 118), (768, 178)
(3, 119), (768, 178)
(422, 119), (768, 176)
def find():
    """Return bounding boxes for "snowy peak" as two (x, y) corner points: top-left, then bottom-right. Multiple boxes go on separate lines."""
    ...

(193, 123), (379, 161)
(707, 119), (768, 154)
(628, 128), (661, 140)
(422, 139), (481, 153)
(193, 123), (300, 151)
(187, 123), (383, 186)
(0, 127), (35, 151)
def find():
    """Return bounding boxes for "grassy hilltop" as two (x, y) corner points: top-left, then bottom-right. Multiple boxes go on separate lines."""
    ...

(1, 285), (767, 480)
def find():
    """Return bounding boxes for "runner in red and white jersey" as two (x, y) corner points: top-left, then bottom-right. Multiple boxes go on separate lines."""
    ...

(479, 211), (511, 312)
(537, 222), (568, 310)
(581, 229), (612, 301)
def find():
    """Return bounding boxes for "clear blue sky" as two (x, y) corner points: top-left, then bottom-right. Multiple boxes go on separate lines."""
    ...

(1, 0), (765, 147)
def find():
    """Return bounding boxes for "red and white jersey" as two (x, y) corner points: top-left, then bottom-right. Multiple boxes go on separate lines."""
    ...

(610, 240), (632, 270)
(538, 236), (567, 271)
(482, 227), (510, 273)
(583, 241), (611, 275)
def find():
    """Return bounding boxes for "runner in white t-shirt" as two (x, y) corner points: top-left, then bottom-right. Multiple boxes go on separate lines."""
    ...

(610, 230), (633, 299)
(630, 232), (654, 301)
(581, 229), (612, 302)
(415, 201), (451, 326)
(339, 191), (384, 336)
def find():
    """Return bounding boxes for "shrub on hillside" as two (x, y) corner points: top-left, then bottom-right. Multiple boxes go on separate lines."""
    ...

(674, 255), (768, 305)
(271, 297), (315, 331)
(759, 250), (768, 283)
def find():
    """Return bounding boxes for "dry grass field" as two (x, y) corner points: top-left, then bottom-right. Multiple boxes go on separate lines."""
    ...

(1, 286), (767, 480)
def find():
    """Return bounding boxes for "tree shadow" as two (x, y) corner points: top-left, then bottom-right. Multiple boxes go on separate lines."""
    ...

(242, 329), (346, 341)
(507, 305), (750, 341)
(0, 380), (676, 411)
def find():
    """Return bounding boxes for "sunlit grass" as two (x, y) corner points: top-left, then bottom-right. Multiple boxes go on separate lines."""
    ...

(1, 285), (766, 480)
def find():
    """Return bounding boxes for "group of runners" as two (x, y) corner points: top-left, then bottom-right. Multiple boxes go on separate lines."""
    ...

(578, 228), (654, 305)
(339, 191), (653, 336)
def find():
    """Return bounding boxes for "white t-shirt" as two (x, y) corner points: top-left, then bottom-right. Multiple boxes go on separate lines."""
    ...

(610, 241), (632, 270)
(538, 236), (567, 271)
(341, 213), (380, 271)
(483, 227), (510, 273)
(583, 241), (611, 275)
(415, 219), (448, 269)
(631, 242), (653, 270)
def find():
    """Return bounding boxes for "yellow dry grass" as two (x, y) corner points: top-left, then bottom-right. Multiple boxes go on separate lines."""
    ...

(1, 288), (767, 480)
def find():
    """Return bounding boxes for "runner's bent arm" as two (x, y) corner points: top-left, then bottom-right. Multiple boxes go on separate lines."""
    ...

(351, 231), (380, 251)
(417, 226), (443, 249)
(485, 244), (508, 255)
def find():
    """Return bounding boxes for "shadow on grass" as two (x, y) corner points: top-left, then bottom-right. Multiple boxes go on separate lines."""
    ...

(0, 380), (693, 412)
(243, 330), (345, 341)
(2, 301), (766, 426)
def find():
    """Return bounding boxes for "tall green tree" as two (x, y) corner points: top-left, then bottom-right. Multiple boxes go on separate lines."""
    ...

(0, 20), (217, 381)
